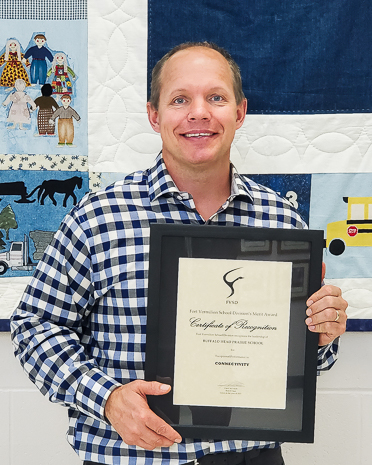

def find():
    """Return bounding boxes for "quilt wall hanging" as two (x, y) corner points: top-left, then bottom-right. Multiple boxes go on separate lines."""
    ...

(0, 0), (88, 330)
(1, 0), (371, 331)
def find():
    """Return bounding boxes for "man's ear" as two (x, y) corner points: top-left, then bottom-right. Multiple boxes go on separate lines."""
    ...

(147, 102), (160, 133)
(235, 98), (247, 130)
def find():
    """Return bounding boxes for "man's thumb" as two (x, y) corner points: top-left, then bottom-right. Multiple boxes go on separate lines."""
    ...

(141, 381), (171, 396)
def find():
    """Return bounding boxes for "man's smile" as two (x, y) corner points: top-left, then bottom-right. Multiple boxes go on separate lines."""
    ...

(181, 131), (217, 138)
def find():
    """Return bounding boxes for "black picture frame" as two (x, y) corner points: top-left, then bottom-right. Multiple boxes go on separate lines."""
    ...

(145, 224), (324, 443)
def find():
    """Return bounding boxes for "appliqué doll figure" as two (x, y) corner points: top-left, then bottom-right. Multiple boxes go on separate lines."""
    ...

(34, 83), (59, 136)
(49, 94), (80, 146)
(47, 53), (76, 99)
(0, 39), (31, 87)
(2, 78), (36, 129)
(23, 33), (54, 85)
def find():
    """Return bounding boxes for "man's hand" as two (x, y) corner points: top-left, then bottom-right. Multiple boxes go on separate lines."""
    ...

(305, 263), (348, 346)
(104, 380), (182, 450)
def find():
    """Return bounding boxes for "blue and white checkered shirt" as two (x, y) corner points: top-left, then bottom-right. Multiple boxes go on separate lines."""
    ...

(11, 154), (338, 465)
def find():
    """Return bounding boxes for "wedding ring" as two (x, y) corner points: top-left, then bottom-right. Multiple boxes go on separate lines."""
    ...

(334, 310), (340, 322)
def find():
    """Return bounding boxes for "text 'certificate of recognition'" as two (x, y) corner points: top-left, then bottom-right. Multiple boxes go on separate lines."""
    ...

(173, 258), (292, 410)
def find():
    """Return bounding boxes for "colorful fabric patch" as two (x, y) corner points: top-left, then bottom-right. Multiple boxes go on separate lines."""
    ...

(0, 168), (89, 280)
(310, 173), (372, 330)
(0, 20), (87, 155)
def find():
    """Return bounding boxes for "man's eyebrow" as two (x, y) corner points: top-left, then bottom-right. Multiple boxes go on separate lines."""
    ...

(168, 86), (229, 96)
(168, 88), (188, 95)
(207, 87), (229, 94)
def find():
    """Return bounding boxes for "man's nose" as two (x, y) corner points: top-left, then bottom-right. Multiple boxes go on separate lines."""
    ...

(187, 98), (211, 120)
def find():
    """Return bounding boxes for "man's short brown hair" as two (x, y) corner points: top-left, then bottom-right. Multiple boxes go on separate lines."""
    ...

(149, 42), (245, 110)
(34, 34), (47, 41)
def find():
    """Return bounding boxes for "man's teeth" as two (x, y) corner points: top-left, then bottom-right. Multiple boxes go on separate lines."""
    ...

(184, 133), (212, 138)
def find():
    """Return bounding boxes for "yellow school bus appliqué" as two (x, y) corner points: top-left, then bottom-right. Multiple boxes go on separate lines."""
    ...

(326, 196), (372, 255)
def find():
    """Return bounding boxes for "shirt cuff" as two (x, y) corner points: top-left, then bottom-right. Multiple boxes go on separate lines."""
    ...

(76, 367), (122, 423)
(317, 337), (340, 374)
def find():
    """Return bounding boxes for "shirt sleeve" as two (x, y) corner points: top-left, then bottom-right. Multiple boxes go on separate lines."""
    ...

(70, 107), (81, 121)
(2, 92), (12, 106)
(24, 47), (32, 60)
(10, 209), (122, 423)
(67, 66), (76, 79)
(317, 337), (339, 374)
(46, 48), (54, 62)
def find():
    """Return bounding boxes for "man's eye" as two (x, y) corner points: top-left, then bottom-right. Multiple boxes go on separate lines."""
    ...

(211, 95), (223, 102)
(173, 98), (186, 104)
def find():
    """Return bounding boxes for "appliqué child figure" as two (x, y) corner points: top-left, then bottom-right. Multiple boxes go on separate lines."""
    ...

(34, 83), (59, 136)
(2, 78), (36, 129)
(49, 94), (80, 146)
(23, 33), (54, 85)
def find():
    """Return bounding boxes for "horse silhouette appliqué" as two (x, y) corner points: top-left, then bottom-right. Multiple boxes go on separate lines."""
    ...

(26, 176), (83, 207)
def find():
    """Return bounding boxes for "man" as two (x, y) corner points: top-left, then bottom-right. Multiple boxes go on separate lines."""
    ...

(23, 34), (53, 85)
(11, 42), (347, 465)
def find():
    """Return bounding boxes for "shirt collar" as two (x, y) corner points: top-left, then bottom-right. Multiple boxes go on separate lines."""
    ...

(230, 164), (254, 203)
(148, 152), (254, 204)
(148, 153), (181, 202)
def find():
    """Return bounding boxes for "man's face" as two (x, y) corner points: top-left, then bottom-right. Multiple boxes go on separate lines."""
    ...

(35, 37), (46, 47)
(147, 47), (246, 173)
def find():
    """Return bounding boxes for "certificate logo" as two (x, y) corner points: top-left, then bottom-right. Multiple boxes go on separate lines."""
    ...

(223, 267), (244, 298)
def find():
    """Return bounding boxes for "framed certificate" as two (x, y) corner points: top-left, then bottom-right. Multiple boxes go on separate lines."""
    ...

(145, 224), (324, 443)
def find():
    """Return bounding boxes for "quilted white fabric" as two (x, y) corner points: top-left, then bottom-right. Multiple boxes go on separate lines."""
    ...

(0, 277), (32, 319)
(327, 278), (372, 320)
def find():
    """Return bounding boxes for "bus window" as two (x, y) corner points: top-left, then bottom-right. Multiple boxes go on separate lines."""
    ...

(350, 203), (364, 220)
(368, 204), (372, 220)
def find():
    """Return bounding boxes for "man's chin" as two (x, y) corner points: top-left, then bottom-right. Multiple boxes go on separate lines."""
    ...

(169, 151), (229, 168)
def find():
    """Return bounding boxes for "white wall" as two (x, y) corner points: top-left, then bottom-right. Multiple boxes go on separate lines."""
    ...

(283, 331), (372, 464)
(1, 330), (371, 465)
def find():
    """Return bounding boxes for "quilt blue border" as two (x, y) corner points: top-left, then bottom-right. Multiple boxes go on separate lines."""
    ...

(346, 319), (372, 332)
(0, 319), (10, 331)
(148, 0), (372, 114)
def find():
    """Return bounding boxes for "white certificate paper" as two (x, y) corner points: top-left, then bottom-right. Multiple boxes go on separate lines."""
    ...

(173, 258), (292, 410)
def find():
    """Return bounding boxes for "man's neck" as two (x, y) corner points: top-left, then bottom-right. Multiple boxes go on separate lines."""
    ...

(164, 156), (231, 220)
